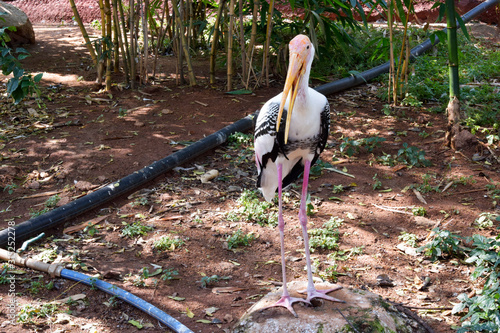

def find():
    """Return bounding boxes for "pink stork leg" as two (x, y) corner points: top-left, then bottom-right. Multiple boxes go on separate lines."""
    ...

(299, 160), (344, 303)
(261, 163), (307, 317)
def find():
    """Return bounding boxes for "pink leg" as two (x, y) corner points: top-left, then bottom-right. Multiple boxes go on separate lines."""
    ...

(299, 160), (344, 303)
(261, 163), (307, 317)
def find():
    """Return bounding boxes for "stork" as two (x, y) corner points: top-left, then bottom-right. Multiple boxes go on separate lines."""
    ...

(254, 35), (343, 317)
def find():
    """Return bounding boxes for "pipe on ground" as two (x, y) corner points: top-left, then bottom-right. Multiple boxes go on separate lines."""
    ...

(0, 0), (498, 249)
(0, 115), (254, 249)
(0, 248), (193, 333)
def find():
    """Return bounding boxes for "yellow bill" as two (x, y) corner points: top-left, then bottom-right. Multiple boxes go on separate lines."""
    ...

(276, 51), (306, 144)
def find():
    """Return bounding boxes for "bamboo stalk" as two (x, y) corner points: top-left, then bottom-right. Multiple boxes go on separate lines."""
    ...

(173, 0), (184, 84)
(227, 0), (236, 91)
(387, 0), (395, 104)
(187, 0), (193, 51)
(446, 0), (460, 99)
(117, 0), (131, 84)
(138, 0), (143, 84)
(262, 0), (275, 87)
(112, 5), (119, 73)
(113, 0), (130, 83)
(105, 0), (112, 91)
(143, 0), (150, 84)
(152, 0), (168, 79)
(68, 0), (98, 68)
(394, 0), (412, 101)
(248, 0), (258, 58)
(445, 0), (461, 149)
(238, 0), (247, 88)
(98, 0), (107, 84)
(130, 0), (137, 88)
(209, 0), (226, 84)
(172, 0), (197, 86)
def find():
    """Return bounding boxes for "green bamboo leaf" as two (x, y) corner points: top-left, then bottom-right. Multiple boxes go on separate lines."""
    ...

(128, 320), (143, 329)
(455, 15), (470, 40)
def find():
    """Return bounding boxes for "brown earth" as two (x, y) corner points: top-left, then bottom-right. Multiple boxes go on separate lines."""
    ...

(0, 23), (499, 333)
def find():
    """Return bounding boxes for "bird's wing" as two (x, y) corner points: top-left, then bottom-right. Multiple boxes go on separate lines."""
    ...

(254, 101), (280, 193)
(317, 100), (331, 157)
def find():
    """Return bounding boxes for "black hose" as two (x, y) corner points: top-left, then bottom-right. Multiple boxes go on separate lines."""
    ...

(1, 0), (498, 249)
(0, 115), (253, 248)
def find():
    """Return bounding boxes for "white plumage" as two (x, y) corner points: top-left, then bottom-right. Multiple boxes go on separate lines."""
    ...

(255, 88), (328, 201)
(253, 35), (342, 317)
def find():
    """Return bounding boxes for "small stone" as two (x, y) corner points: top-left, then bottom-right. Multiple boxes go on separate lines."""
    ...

(376, 274), (395, 287)
(103, 270), (122, 280)
(472, 153), (485, 162)
(75, 180), (94, 191)
(54, 313), (71, 324)
(28, 181), (40, 189)
(228, 185), (242, 192)
(56, 196), (71, 207)
(200, 169), (219, 183)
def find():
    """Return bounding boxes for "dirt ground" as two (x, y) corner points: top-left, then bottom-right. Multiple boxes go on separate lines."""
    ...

(0, 22), (499, 333)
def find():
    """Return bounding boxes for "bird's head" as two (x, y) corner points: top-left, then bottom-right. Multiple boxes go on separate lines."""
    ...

(276, 34), (314, 144)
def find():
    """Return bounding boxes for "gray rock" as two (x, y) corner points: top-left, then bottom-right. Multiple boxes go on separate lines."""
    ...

(233, 281), (427, 333)
(0, 2), (35, 45)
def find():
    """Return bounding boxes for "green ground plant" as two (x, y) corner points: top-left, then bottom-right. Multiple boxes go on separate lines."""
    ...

(339, 136), (386, 157)
(412, 206), (427, 217)
(309, 217), (344, 250)
(227, 189), (278, 227)
(29, 194), (60, 218)
(199, 274), (230, 288)
(398, 232), (418, 247)
(121, 220), (154, 238)
(17, 303), (59, 324)
(418, 228), (500, 331)
(153, 235), (185, 251)
(397, 143), (431, 167)
(226, 229), (255, 249)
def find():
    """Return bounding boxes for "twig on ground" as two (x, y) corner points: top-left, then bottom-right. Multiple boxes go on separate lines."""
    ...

(372, 204), (414, 215)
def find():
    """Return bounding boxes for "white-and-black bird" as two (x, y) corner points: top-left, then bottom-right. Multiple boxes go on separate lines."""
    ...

(254, 34), (342, 317)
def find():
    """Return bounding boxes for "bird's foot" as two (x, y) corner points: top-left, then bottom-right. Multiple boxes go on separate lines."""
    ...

(260, 295), (309, 318)
(300, 285), (344, 304)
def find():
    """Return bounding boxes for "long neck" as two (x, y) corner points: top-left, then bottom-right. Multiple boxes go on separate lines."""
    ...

(296, 65), (311, 110)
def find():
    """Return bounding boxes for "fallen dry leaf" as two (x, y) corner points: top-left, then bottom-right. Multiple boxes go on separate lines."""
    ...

(51, 293), (87, 304)
(63, 215), (109, 234)
(212, 287), (247, 294)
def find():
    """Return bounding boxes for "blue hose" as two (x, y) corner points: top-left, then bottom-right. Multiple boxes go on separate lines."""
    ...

(60, 268), (193, 333)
